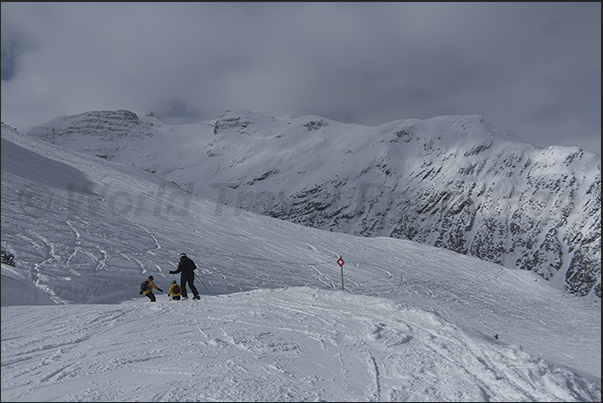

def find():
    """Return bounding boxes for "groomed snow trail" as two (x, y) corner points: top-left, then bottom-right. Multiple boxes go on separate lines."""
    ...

(1, 288), (599, 402)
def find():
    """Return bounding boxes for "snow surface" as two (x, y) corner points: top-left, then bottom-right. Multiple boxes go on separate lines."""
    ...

(1, 124), (601, 401)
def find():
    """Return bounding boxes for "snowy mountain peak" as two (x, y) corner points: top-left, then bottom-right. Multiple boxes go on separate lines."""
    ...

(25, 109), (158, 160)
(213, 109), (276, 136)
(27, 109), (156, 142)
(21, 109), (603, 298)
(395, 114), (525, 151)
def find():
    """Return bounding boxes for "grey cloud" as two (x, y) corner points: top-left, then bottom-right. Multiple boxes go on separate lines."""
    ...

(1, 2), (600, 154)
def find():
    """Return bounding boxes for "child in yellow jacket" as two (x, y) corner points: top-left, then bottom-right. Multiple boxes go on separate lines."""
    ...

(140, 275), (163, 302)
(168, 280), (182, 300)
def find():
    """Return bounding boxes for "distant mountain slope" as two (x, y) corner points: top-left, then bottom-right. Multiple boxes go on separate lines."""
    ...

(25, 109), (601, 298)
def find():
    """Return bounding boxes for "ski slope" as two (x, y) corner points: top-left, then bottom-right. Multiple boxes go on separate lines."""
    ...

(1, 124), (601, 401)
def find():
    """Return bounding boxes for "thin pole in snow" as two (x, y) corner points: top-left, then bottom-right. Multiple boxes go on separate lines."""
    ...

(337, 256), (345, 291)
(195, 272), (211, 294)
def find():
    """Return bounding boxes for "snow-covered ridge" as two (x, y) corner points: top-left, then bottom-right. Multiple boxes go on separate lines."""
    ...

(21, 109), (602, 298)
(26, 110), (159, 160)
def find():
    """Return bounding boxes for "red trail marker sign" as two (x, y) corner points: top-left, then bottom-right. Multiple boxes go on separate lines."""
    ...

(337, 257), (345, 290)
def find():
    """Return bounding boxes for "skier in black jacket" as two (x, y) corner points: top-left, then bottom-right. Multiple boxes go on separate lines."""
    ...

(169, 253), (200, 300)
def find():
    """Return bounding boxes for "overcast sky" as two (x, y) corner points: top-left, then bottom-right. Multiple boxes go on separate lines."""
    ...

(1, 2), (600, 154)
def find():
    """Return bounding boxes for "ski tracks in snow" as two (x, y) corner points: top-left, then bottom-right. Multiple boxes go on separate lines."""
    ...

(1, 288), (600, 402)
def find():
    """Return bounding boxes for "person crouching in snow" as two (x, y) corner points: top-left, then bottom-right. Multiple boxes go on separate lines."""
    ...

(140, 275), (163, 302)
(168, 280), (181, 300)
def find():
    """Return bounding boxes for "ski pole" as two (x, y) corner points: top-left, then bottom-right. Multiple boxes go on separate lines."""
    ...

(195, 272), (211, 294)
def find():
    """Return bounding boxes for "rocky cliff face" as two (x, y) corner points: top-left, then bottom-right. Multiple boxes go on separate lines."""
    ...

(25, 110), (601, 298)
